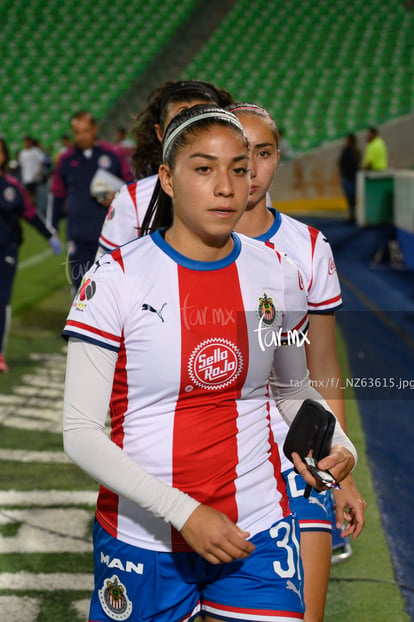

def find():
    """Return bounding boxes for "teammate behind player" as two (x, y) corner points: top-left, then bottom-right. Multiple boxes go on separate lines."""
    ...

(96, 79), (233, 256)
(63, 105), (357, 622)
(228, 103), (366, 622)
(0, 137), (61, 373)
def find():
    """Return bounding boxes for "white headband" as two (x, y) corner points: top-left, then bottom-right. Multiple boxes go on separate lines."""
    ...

(162, 110), (246, 162)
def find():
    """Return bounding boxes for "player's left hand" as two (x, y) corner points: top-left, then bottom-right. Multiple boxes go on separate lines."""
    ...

(49, 234), (62, 255)
(333, 474), (367, 539)
(291, 445), (355, 492)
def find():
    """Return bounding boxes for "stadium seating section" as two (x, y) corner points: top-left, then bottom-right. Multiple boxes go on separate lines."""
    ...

(181, 0), (414, 150)
(0, 0), (198, 155)
(1, 0), (413, 155)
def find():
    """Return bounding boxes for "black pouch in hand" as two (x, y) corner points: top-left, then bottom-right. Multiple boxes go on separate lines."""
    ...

(283, 399), (336, 497)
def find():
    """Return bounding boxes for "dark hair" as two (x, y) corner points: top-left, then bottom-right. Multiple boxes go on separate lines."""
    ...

(227, 102), (280, 149)
(70, 110), (97, 125)
(368, 127), (378, 135)
(140, 104), (248, 235)
(0, 137), (10, 173)
(130, 80), (234, 179)
(347, 132), (357, 147)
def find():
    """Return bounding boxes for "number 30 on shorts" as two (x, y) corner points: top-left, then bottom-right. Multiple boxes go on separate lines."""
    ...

(270, 519), (301, 579)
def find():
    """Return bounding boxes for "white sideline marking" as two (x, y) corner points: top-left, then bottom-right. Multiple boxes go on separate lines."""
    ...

(0, 508), (93, 553)
(0, 596), (39, 622)
(0, 572), (93, 590)
(73, 598), (91, 619)
(0, 349), (95, 621)
(0, 490), (97, 506)
(0, 449), (70, 463)
(29, 351), (67, 361)
(18, 249), (52, 271)
(1, 417), (62, 432)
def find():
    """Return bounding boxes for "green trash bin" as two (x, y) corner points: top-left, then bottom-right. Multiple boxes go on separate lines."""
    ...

(356, 171), (395, 226)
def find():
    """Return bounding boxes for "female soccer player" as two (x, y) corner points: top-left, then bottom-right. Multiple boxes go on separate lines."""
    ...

(0, 137), (60, 373)
(96, 79), (233, 256)
(63, 105), (356, 622)
(228, 103), (366, 622)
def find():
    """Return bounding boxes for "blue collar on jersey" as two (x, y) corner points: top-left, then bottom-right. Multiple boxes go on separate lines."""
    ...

(151, 229), (242, 270)
(253, 208), (282, 242)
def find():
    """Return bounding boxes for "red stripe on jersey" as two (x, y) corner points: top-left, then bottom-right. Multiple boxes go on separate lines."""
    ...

(96, 332), (128, 536)
(308, 294), (342, 308)
(266, 386), (290, 517)
(127, 182), (140, 231)
(65, 320), (120, 344)
(171, 263), (248, 551)
(204, 600), (303, 618)
(265, 240), (282, 263)
(111, 247), (125, 272)
(306, 226), (319, 293)
(99, 233), (118, 249)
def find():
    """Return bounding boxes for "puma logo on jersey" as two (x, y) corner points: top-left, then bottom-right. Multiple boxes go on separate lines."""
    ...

(308, 495), (329, 515)
(142, 302), (167, 322)
(286, 580), (304, 607)
(93, 258), (111, 272)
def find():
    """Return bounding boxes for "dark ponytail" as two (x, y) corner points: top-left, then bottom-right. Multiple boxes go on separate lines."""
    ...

(140, 178), (173, 235)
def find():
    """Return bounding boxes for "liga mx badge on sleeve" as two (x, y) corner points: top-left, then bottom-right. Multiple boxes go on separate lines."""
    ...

(98, 575), (132, 620)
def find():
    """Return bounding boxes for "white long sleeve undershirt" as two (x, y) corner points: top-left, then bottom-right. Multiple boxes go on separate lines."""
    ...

(63, 339), (200, 531)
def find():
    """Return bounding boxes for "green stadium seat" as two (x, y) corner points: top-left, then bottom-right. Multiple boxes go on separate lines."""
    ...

(179, 0), (414, 153)
(0, 0), (199, 154)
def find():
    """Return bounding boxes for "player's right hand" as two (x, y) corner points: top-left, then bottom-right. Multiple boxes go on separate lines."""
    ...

(180, 504), (255, 565)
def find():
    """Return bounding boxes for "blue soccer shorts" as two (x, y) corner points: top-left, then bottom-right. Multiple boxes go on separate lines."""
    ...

(283, 467), (334, 533)
(88, 514), (304, 622)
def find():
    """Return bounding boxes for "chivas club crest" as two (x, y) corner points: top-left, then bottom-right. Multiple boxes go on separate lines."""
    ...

(98, 575), (132, 620)
(257, 293), (277, 326)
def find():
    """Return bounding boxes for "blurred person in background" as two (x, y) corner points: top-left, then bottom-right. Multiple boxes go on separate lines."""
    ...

(361, 127), (388, 171)
(0, 137), (61, 373)
(50, 111), (134, 292)
(338, 133), (360, 223)
(278, 127), (293, 161)
(17, 135), (45, 205)
(115, 126), (134, 151)
(53, 133), (73, 163)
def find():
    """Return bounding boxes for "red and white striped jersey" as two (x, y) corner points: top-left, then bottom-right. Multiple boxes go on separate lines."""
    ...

(63, 231), (308, 552)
